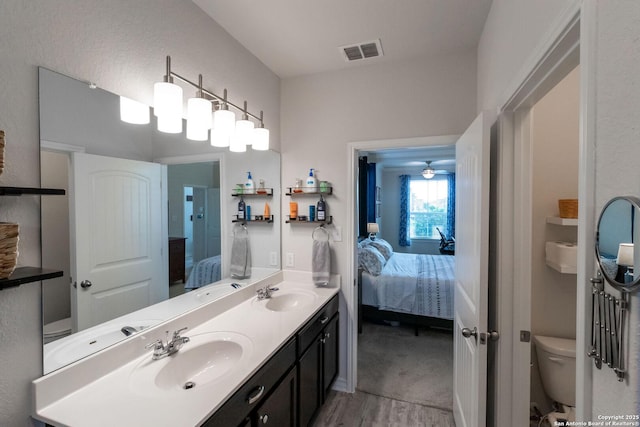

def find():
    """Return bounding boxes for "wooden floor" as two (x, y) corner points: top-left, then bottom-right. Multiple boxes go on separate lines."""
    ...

(312, 389), (456, 427)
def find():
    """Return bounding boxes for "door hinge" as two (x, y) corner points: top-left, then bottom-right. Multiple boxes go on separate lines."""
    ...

(520, 330), (531, 343)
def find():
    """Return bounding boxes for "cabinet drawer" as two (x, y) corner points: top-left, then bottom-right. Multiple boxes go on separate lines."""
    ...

(202, 338), (296, 427)
(298, 294), (339, 356)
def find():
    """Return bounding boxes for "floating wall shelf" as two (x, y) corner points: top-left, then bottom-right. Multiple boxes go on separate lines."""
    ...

(286, 215), (333, 225)
(232, 188), (273, 197)
(0, 267), (64, 290)
(0, 186), (65, 196)
(285, 187), (333, 196)
(546, 216), (578, 226)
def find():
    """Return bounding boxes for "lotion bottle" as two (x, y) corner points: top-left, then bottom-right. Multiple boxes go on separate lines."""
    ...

(304, 168), (318, 193)
(244, 172), (255, 194)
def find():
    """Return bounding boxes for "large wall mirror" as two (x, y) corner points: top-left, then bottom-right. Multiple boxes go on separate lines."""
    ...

(596, 196), (640, 291)
(39, 68), (281, 374)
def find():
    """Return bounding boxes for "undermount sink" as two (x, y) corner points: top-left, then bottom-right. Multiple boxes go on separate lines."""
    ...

(129, 331), (253, 394)
(254, 289), (317, 312)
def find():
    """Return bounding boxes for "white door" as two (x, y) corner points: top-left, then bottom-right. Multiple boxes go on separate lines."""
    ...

(453, 112), (491, 427)
(207, 188), (221, 257)
(70, 152), (165, 331)
(192, 187), (207, 262)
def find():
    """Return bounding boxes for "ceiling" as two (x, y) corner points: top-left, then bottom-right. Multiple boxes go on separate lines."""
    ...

(193, 0), (493, 78)
(364, 145), (456, 175)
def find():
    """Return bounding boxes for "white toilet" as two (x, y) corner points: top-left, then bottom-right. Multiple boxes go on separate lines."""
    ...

(43, 317), (72, 344)
(533, 335), (576, 423)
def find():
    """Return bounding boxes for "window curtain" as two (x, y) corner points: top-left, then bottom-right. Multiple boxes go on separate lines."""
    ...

(399, 174), (411, 247)
(446, 173), (456, 238)
(367, 163), (376, 224)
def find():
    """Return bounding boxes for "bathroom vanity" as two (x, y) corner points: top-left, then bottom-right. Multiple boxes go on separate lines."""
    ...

(32, 271), (340, 427)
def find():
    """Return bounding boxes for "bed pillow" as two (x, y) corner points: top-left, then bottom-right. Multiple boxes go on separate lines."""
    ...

(368, 238), (394, 261)
(358, 246), (387, 276)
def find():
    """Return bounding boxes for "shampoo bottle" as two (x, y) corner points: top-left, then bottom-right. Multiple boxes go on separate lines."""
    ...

(264, 202), (271, 219)
(304, 168), (318, 193)
(244, 172), (255, 194)
(237, 197), (246, 220)
(317, 195), (326, 221)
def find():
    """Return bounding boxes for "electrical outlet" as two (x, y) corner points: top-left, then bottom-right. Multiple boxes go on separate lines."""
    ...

(269, 251), (278, 266)
(285, 252), (295, 268)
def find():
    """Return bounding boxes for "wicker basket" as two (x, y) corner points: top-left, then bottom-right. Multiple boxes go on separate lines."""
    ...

(0, 222), (19, 279)
(0, 130), (4, 176)
(558, 199), (578, 219)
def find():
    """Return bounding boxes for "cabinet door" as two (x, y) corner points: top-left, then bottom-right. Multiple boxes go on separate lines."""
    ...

(255, 368), (297, 427)
(322, 314), (339, 401)
(298, 337), (322, 427)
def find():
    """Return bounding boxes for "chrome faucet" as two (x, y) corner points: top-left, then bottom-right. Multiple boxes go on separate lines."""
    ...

(256, 285), (279, 300)
(145, 327), (190, 360)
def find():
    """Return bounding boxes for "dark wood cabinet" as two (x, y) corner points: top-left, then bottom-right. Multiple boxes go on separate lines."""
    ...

(255, 367), (297, 427)
(168, 237), (186, 283)
(297, 295), (339, 427)
(202, 294), (339, 427)
(202, 339), (296, 427)
(298, 336), (321, 427)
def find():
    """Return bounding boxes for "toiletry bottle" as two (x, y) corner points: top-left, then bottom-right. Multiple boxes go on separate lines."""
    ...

(304, 168), (318, 193)
(244, 172), (255, 194)
(317, 195), (326, 221)
(237, 197), (246, 220)
(257, 179), (267, 194)
(289, 202), (298, 220)
(264, 202), (271, 219)
(294, 178), (303, 193)
(246, 205), (251, 221)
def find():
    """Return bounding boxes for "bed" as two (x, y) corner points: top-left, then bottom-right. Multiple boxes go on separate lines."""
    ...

(357, 238), (455, 333)
(185, 255), (222, 290)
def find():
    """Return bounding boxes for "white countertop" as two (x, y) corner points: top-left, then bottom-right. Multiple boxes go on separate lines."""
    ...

(33, 271), (340, 427)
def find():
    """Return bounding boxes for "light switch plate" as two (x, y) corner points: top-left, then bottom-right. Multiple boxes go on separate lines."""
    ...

(285, 252), (295, 268)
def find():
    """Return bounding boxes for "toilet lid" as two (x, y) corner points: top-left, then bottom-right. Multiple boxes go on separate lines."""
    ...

(44, 317), (72, 337)
(533, 335), (576, 358)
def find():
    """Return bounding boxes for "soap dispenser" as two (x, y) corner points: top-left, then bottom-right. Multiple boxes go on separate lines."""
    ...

(244, 172), (255, 194)
(304, 168), (318, 193)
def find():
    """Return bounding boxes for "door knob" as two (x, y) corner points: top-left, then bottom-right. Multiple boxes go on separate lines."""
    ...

(461, 327), (478, 339)
(80, 280), (92, 289)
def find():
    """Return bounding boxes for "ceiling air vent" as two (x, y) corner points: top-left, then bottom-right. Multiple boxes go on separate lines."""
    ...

(339, 39), (383, 62)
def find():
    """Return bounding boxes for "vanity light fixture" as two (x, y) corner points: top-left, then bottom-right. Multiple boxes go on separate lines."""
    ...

(233, 101), (255, 150)
(153, 56), (183, 134)
(253, 111), (270, 151)
(148, 55), (269, 151)
(211, 89), (235, 147)
(186, 74), (212, 142)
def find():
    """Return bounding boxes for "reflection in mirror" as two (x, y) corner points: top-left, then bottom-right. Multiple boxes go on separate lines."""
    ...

(596, 196), (640, 291)
(39, 68), (281, 373)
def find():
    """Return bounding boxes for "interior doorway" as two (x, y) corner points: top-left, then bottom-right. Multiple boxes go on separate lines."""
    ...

(355, 145), (457, 412)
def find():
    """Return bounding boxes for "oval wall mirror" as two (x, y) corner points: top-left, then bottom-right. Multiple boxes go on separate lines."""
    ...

(595, 196), (640, 292)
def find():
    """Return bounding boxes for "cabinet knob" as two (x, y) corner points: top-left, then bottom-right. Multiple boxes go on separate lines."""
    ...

(260, 414), (269, 424)
(324, 332), (331, 339)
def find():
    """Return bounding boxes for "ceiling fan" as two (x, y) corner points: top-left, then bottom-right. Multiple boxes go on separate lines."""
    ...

(421, 161), (449, 179)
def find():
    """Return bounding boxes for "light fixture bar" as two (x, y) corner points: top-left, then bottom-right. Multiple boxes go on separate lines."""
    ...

(165, 57), (263, 123)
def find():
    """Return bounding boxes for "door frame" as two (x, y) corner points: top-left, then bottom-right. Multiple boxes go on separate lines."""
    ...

(344, 134), (459, 393)
(494, 3), (595, 424)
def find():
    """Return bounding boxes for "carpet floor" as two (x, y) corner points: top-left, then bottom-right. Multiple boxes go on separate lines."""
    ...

(357, 321), (454, 410)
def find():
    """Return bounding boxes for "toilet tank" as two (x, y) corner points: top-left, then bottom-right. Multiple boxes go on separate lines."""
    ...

(533, 335), (576, 407)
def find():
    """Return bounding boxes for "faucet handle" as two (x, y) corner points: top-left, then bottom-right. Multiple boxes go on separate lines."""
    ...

(145, 339), (164, 350)
(172, 327), (188, 339)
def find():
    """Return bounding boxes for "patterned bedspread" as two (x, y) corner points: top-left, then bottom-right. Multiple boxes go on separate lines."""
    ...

(361, 253), (455, 320)
(185, 255), (222, 290)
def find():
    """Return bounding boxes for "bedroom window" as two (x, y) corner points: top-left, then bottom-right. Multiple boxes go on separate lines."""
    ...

(409, 178), (448, 239)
